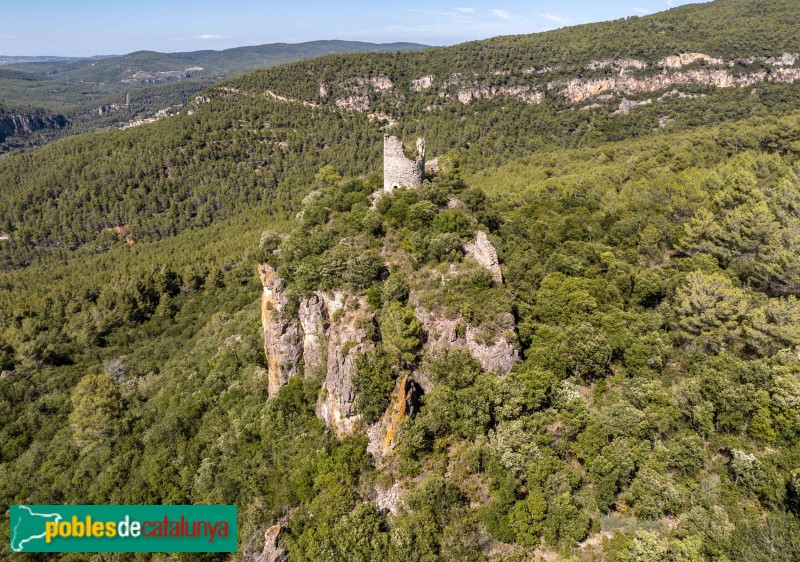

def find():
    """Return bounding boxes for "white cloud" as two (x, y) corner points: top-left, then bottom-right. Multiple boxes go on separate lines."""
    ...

(491, 9), (513, 20)
(197, 34), (224, 40)
(454, 7), (475, 13)
(543, 13), (569, 24)
(632, 7), (650, 13)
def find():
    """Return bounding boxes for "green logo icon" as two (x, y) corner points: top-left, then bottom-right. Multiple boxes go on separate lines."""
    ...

(10, 505), (63, 552)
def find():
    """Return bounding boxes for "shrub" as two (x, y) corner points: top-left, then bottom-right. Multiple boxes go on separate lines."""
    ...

(382, 273), (410, 304)
(380, 303), (423, 366)
(353, 349), (396, 424)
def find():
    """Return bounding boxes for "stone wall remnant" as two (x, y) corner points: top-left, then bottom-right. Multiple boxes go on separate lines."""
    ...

(464, 231), (503, 284)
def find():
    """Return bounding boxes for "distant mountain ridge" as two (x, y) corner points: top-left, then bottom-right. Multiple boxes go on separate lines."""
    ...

(0, 40), (429, 152)
(6, 41), (430, 85)
(0, 55), (82, 66)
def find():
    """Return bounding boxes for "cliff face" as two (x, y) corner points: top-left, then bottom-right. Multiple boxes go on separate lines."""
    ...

(316, 295), (376, 436)
(414, 309), (518, 380)
(0, 113), (67, 142)
(258, 265), (377, 433)
(255, 525), (286, 562)
(555, 65), (800, 104)
(259, 229), (519, 442)
(258, 264), (303, 396)
(464, 231), (503, 284)
(298, 293), (328, 371)
(250, 51), (800, 120)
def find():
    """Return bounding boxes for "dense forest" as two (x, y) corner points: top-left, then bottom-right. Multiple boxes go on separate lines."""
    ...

(2, 0), (800, 560)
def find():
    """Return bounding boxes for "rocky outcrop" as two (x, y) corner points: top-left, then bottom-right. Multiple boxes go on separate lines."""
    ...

(298, 293), (328, 372)
(334, 94), (370, 111)
(120, 106), (181, 130)
(522, 66), (558, 74)
(614, 97), (652, 115)
(557, 77), (616, 103)
(330, 77), (393, 111)
(466, 318), (519, 375)
(367, 112), (398, 128)
(440, 74), (544, 105)
(553, 52), (800, 103)
(464, 231), (503, 284)
(259, 273), (517, 442)
(316, 296), (375, 436)
(258, 266), (378, 434)
(447, 198), (468, 210)
(374, 482), (403, 514)
(586, 59), (648, 73)
(236, 51), (800, 121)
(456, 84), (543, 105)
(255, 525), (286, 562)
(259, 264), (304, 396)
(0, 113), (67, 142)
(411, 74), (435, 91)
(764, 53), (798, 67)
(415, 308), (519, 378)
(359, 75), (393, 91)
(658, 52), (723, 69)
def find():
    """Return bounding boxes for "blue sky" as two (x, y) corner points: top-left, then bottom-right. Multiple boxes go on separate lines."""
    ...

(1, 0), (705, 57)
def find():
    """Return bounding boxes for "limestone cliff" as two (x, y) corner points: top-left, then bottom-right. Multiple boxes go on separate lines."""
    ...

(258, 264), (303, 396)
(255, 525), (286, 562)
(414, 308), (518, 380)
(0, 113), (67, 143)
(298, 293), (328, 372)
(271, 51), (800, 120)
(316, 296), (376, 436)
(454, 84), (543, 105)
(259, 230), (518, 443)
(551, 52), (800, 103)
(410, 74), (435, 92)
(258, 265), (378, 434)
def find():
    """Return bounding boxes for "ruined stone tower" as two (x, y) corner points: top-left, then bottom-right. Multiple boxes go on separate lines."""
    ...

(383, 135), (425, 192)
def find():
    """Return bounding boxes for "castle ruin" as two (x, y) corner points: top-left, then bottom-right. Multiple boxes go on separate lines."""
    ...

(383, 135), (425, 192)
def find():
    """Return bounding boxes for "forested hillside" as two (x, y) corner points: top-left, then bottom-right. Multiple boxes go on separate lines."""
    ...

(2, 112), (800, 560)
(224, 0), (800, 101)
(2, 0), (800, 560)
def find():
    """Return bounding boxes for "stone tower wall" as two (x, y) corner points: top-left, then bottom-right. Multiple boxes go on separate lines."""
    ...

(383, 135), (425, 192)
